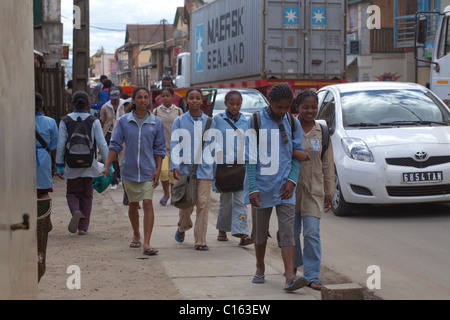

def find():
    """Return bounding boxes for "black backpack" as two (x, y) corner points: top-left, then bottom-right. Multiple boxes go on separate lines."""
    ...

(62, 115), (97, 168)
(251, 111), (297, 145)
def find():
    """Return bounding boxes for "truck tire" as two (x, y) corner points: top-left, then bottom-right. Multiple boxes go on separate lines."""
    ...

(332, 173), (354, 217)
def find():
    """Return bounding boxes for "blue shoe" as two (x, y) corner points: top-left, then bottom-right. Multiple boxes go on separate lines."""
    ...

(252, 275), (265, 284)
(159, 196), (169, 206)
(175, 229), (185, 243)
(283, 276), (307, 292)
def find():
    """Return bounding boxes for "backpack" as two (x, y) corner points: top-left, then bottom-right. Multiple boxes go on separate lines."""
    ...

(251, 112), (329, 159)
(62, 115), (97, 168)
(318, 122), (330, 159)
(251, 111), (297, 146)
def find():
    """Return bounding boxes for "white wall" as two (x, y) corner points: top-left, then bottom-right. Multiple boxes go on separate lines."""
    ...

(0, 0), (38, 299)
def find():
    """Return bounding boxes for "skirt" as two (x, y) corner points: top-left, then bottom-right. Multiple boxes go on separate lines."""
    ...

(123, 179), (154, 202)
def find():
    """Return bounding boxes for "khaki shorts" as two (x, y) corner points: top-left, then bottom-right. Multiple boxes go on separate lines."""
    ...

(160, 155), (175, 184)
(123, 179), (154, 202)
(251, 203), (295, 247)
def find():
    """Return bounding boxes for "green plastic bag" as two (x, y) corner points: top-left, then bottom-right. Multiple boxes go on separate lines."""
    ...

(92, 174), (113, 193)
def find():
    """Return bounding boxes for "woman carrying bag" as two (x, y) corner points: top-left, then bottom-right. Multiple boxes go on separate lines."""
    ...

(212, 90), (252, 246)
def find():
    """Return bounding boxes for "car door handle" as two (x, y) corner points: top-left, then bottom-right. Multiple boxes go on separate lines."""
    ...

(11, 214), (30, 231)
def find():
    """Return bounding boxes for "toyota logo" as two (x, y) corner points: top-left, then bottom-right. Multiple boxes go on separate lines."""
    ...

(414, 151), (428, 161)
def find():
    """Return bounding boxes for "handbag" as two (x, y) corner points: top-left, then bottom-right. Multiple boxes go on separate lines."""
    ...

(215, 116), (246, 193)
(172, 117), (212, 209)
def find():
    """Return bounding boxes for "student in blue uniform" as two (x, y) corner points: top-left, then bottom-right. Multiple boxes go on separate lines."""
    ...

(35, 93), (59, 199)
(171, 88), (218, 251)
(244, 84), (308, 292)
(212, 90), (252, 246)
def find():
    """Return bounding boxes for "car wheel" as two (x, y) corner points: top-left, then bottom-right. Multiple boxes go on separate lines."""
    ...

(332, 173), (354, 216)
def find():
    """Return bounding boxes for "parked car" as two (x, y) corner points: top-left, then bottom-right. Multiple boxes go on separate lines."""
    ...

(210, 88), (269, 118)
(316, 82), (450, 216)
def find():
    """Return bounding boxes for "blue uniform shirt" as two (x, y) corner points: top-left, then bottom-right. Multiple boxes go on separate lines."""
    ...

(35, 113), (58, 189)
(244, 107), (304, 208)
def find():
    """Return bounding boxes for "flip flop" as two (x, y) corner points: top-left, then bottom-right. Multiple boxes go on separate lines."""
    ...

(284, 276), (307, 292)
(129, 241), (141, 248)
(239, 236), (253, 246)
(195, 245), (209, 251)
(217, 234), (228, 241)
(143, 248), (159, 255)
(159, 196), (170, 206)
(307, 281), (323, 291)
(68, 211), (81, 234)
(175, 229), (185, 243)
(77, 230), (88, 235)
(252, 275), (265, 284)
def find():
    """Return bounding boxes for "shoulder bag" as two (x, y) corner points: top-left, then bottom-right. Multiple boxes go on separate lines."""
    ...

(172, 117), (212, 209)
(215, 115), (246, 193)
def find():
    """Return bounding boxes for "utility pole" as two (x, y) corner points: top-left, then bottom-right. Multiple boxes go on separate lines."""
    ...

(161, 19), (167, 76)
(73, 0), (90, 93)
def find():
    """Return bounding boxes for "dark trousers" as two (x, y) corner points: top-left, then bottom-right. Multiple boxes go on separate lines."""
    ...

(66, 177), (93, 231)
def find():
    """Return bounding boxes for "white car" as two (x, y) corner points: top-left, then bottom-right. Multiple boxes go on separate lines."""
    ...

(210, 88), (269, 118)
(316, 82), (450, 216)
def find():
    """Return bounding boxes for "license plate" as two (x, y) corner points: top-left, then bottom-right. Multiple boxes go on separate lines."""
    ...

(402, 171), (443, 183)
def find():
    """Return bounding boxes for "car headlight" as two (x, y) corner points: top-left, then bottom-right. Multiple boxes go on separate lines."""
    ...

(341, 138), (374, 162)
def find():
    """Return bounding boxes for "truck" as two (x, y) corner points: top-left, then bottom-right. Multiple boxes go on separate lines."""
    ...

(175, 0), (347, 97)
(415, 6), (450, 105)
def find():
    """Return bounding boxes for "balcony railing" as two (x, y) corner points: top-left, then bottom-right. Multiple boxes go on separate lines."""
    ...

(395, 13), (439, 48)
(371, 28), (404, 53)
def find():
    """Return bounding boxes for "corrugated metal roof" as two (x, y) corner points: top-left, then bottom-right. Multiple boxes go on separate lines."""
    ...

(125, 24), (175, 44)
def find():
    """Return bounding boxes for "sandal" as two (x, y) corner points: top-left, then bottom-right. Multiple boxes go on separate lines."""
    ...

(159, 196), (170, 206)
(307, 281), (323, 291)
(195, 245), (209, 251)
(252, 274), (265, 284)
(239, 235), (253, 246)
(284, 276), (307, 292)
(129, 241), (141, 248)
(175, 228), (185, 243)
(217, 234), (228, 241)
(143, 247), (159, 255)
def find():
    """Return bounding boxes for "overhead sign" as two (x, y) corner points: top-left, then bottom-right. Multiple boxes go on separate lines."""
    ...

(62, 46), (70, 60)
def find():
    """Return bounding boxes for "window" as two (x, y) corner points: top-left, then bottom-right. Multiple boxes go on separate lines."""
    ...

(33, 0), (43, 25)
(177, 58), (183, 76)
(317, 91), (336, 130)
(437, 16), (450, 59)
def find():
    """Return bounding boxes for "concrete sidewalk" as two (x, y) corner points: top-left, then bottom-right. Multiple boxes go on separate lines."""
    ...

(38, 177), (318, 300)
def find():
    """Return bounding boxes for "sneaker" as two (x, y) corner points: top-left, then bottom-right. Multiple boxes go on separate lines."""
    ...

(68, 211), (81, 234)
(110, 184), (118, 190)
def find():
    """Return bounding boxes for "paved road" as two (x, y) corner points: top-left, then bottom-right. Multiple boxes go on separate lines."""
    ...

(316, 202), (450, 300)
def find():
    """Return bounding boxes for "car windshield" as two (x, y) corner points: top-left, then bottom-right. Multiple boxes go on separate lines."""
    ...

(341, 89), (450, 127)
(213, 90), (268, 112)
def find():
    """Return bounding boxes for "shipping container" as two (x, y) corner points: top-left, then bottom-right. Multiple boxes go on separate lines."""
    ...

(188, 0), (346, 87)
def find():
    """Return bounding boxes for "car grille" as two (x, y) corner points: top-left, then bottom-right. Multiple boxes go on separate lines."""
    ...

(385, 156), (450, 169)
(386, 184), (450, 197)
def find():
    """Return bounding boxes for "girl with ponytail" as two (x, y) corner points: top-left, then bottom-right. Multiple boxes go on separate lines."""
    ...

(55, 90), (112, 235)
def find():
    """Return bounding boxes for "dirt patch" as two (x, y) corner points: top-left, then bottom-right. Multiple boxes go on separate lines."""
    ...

(37, 178), (183, 300)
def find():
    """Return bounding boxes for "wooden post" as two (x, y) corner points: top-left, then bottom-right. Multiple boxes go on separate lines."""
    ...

(72, 0), (90, 93)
